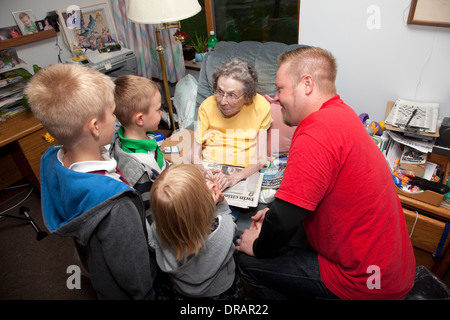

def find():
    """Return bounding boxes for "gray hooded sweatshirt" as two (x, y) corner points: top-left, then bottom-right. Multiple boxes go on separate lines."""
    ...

(148, 203), (237, 297)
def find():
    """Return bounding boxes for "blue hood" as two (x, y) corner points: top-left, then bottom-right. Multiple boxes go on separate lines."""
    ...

(40, 146), (132, 232)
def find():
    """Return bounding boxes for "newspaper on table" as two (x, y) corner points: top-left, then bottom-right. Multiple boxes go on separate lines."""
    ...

(203, 162), (263, 209)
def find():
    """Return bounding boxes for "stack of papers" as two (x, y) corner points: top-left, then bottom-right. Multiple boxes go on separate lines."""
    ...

(385, 98), (439, 134)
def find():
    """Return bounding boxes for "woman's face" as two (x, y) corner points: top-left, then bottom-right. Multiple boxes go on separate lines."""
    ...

(215, 76), (246, 118)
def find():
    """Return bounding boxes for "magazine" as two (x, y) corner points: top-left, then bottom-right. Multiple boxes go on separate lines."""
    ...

(261, 153), (288, 189)
(203, 162), (263, 209)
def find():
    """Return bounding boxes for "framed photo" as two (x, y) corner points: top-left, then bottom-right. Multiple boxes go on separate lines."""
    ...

(408, 0), (450, 28)
(0, 48), (20, 72)
(0, 26), (22, 41)
(57, 1), (119, 56)
(36, 19), (55, 32)
(12, 9), (39, 35)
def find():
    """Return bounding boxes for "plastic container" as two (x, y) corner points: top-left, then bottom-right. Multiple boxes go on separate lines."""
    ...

(207, 31), (218, 52)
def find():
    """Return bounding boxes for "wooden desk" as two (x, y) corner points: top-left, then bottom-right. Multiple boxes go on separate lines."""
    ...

(0, 110), (57, 189)
(400, 189), (450, 279)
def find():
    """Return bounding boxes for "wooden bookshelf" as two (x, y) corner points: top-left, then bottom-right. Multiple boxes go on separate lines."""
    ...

(0, 29), (56, 50)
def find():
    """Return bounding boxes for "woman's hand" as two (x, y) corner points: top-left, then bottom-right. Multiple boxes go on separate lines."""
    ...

(214, 171), (238, 191)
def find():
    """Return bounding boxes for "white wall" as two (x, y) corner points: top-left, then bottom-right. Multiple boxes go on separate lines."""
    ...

(0, 0), (103, 72)
(299, 0), (450, 124)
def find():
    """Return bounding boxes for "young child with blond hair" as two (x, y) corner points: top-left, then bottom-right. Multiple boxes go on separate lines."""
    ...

(110, 75), (167, 223)
(25, 64), (156, 300)
(148, 164), (244, 299)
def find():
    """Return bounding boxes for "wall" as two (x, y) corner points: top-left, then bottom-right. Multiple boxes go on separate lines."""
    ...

(0, 0), (103, 73)
(299, 0), (450, 124)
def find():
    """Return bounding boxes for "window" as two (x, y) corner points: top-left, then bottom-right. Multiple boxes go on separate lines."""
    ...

(181, 0), (299, 45)
(213, 0), (299, 44)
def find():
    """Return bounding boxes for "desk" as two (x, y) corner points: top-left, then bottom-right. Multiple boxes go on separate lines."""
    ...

(0, 110), (57, 189)
(400, 193), (450, 279)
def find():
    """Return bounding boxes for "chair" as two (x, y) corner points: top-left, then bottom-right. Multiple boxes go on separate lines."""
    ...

(403, 266), (450, 300)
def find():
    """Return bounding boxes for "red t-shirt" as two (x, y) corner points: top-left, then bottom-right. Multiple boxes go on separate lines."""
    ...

(276, 95), (415, 299)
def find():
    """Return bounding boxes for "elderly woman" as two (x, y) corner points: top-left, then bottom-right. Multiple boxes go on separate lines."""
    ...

(194, 58), (272, 194)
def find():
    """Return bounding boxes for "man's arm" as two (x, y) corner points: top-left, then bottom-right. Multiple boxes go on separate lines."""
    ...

(236, 198), (309, 258)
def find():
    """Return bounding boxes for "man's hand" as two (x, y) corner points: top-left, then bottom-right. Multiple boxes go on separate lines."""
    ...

(235, 227), (260, 256)
(235, 208), (269, 256)
(250, 207), (269, 230)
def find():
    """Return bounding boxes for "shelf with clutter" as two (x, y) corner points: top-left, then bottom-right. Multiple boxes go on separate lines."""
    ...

(360, 99), (450, 278)
(0, 29), (56, 50)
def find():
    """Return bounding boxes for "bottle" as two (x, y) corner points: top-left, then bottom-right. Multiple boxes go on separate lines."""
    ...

(364, 119), (374, 135)
(207, 31), (219, 52)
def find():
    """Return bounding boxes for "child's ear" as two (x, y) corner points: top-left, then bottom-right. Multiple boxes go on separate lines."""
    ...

(134, 112), (144, 127)
(87, 118), (100, 138)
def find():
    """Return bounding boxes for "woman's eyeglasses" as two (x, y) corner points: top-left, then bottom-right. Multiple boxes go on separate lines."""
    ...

(215, 90), (243, 103)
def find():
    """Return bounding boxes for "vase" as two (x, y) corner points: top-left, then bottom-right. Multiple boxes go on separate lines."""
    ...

(195, 52), (207, 62)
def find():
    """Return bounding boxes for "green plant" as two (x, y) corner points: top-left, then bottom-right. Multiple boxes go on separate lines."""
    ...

(191, 33), (208, 53)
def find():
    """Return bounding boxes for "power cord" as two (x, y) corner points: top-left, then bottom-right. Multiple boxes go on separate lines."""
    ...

(0, 184), (35, 216)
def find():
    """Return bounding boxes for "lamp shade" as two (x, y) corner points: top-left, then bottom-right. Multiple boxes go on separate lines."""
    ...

(128, 0), (202, 24)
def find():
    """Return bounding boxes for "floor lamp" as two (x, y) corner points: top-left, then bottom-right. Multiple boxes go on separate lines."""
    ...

(128, 0), (201, 132)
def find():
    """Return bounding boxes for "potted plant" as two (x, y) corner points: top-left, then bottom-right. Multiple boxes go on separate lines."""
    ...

(191, 33), (208, 62)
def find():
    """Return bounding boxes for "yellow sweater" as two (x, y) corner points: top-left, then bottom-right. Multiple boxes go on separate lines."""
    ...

(196, 94), (272, 167)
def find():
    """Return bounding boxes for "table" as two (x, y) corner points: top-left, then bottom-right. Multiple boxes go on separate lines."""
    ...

(0, 110), (58, 189)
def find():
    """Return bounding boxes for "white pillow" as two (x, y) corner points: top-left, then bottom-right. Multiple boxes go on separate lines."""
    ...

(173, 74), (198, 130)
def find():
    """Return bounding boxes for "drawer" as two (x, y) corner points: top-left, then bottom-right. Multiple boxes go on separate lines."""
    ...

(403, 207), (450, 275)
(404, 208), (450, 255)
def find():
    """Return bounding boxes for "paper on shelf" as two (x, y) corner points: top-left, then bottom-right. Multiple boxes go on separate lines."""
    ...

(386, 130), (434, 153)
(385, 98), (439, 133)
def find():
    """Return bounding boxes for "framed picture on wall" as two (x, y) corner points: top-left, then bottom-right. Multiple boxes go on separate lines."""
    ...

(57, 1), (119, 56)
(12, 9), (39, 35)
(408, 0), (450, 28)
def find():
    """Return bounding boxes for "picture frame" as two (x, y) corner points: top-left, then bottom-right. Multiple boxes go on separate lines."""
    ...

(12, 9), (39, 35)
(36, 19), (55, 32)
(407, 0), (450, 28)
(57, 1), (119, 56)
(0, 26), (22, 41)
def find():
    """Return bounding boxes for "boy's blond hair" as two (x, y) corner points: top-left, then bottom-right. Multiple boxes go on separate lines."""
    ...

(150, 164), (216, 261)
(25, 64), (115, 144)
(113, 75), (160, 127)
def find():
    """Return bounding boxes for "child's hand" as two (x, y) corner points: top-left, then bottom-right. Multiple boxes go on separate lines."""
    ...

(206, 178), (225, 204)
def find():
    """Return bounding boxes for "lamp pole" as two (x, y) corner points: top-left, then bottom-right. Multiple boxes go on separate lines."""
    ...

(155, 21), (180, 132)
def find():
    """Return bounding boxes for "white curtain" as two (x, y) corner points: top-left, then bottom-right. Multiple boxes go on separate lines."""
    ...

(110, 0), (186, 83)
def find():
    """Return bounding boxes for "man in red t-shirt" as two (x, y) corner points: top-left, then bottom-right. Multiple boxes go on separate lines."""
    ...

(236, 46), (416, 299)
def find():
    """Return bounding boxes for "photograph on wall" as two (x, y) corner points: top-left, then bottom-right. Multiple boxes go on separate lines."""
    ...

(12, 10), (39, 35)
(0, 48), (20, 72)
(36, 19), (55, 32)
(0, 26), (22, 41)
(57, 1), (119, 56)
